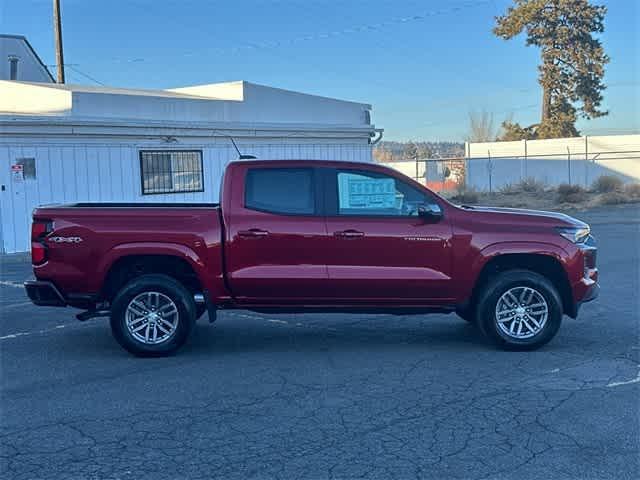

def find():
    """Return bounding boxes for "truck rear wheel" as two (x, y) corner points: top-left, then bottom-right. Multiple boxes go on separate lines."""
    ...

(475, 269), (563, 351)
(110, 274), (196, 356)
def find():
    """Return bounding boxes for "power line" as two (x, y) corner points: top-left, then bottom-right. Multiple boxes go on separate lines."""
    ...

(47, 63), (106, 86)
(101, 0), (493, 65)
(415, 81), (640, 128)
(66, 65), (106, 86)
(417, 104), (538, 129)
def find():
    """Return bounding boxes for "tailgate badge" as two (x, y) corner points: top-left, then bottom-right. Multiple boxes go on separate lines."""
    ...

(48, 236), (83, 244)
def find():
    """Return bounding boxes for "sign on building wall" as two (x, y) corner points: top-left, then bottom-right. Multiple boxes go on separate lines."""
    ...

(11, 163), (24, 183)
(10, 158), (36, 184)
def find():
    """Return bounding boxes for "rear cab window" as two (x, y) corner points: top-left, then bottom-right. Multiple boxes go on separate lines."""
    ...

(244, 167), (317, 215)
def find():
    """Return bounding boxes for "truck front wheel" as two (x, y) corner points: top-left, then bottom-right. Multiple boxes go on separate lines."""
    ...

(110, 274), (196, 356)
(475, 270), (563, 351)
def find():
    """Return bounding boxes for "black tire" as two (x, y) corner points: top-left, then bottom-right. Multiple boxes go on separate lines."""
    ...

(475, 269), (563, 351)
(110, 274), (196, 357)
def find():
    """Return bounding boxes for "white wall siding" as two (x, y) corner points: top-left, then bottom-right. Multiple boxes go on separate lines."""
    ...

(0, 141), (372, 253)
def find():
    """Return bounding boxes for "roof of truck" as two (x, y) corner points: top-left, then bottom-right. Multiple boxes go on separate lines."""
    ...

(228, 159), (383, 169)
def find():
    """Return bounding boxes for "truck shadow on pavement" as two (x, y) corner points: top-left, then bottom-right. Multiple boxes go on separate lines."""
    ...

(198, 322), (489, 355)
(56, 314), (499, 359)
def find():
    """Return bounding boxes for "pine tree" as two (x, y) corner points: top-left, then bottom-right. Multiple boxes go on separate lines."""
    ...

(494, 0), (609, 139)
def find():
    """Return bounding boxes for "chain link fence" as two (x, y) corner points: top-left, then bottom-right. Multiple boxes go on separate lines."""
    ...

(407, 149), (640, 193)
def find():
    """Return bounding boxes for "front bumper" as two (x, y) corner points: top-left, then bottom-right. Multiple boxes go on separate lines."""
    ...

(581, 282), (600, 303)
(566, 239), (599, 317)
(566, 276), (599, 318)
(570, 245), (599, 316)
(24, 280), (67, 307)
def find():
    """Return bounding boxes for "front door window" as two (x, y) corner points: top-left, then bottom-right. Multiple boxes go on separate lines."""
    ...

(336, 170), (440, 217)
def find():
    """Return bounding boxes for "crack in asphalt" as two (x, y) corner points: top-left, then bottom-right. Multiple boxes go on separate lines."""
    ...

(1, 348), (638, 480)
(1, 308), (639, 479)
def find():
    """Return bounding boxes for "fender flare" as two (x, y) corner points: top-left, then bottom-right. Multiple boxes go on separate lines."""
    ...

(469, 241), (571, 288)
(94, 242), (214, 296)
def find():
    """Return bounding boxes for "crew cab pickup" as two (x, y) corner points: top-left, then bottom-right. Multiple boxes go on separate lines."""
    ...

(25, 160), (599, 356)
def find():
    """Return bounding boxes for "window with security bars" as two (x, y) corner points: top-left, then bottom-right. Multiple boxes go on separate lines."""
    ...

(16, 158), (36, 179)
(140, 150), (204, 194)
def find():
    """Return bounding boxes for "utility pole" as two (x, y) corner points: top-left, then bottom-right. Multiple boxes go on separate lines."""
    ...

(53, 0), (65, 83)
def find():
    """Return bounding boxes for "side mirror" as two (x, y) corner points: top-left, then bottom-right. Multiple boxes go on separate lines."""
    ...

(418, 204), (443, 222)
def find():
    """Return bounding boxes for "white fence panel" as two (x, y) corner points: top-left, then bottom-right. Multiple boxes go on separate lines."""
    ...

(466, 134), (640, 191)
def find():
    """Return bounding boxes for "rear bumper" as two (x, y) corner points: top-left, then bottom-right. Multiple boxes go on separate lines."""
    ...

(24, 280), (67, 307)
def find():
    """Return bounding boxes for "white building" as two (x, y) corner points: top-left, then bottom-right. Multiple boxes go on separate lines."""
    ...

(0, 35), (54, 82)
(0, 80), (380, 253)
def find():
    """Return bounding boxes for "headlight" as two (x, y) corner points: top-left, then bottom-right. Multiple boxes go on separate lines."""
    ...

(556, 226), (590, 244)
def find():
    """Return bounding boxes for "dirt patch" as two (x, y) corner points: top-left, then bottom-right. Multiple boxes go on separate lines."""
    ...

(443, 189), (640, 212)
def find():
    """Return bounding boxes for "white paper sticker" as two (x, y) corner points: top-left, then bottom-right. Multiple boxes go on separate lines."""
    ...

(11, 164), (24, 183)
(338, 173), (396, 209)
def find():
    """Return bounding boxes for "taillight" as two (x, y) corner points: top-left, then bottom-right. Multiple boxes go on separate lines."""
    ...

(31, 242), (47, 264)
(31, 219), (52, 265)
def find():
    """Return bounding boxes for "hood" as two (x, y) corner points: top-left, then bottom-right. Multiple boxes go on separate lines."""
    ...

(460, 205), (587, 228)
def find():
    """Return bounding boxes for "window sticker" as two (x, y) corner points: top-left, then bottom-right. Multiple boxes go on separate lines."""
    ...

(338, 173), (396, 209)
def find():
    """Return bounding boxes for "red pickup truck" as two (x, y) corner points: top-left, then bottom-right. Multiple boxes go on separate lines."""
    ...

(25, 160), (598, 356)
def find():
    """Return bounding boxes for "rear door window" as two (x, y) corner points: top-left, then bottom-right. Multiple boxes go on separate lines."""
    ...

(245, 168), (316, 215)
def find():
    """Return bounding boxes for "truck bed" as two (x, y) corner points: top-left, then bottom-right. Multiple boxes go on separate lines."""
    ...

(31, 203), (225, 303)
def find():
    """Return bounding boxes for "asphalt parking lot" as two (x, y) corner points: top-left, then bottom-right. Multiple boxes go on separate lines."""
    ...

(1, 205), (639, 480)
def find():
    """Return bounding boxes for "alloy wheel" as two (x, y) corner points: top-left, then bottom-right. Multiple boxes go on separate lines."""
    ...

(495, 286), (549, 339)
(125, 291), (179, 345)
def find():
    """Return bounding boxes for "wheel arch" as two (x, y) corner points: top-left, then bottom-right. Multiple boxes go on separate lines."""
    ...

(97, 243), (212, 302)
(468, 245), (576, 318)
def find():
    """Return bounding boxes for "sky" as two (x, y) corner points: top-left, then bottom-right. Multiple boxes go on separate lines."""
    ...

(0, 0), (638, 141)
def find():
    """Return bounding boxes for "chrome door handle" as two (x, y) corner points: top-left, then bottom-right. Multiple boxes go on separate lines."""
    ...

(238, 229), (269, 238)
(334, 230), (364, 238)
